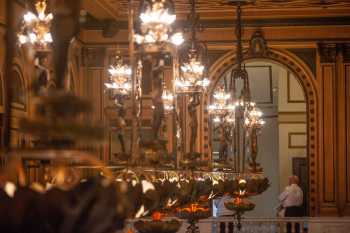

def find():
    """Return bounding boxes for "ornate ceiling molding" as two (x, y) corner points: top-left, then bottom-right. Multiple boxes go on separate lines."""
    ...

(113, 0), (350, 17)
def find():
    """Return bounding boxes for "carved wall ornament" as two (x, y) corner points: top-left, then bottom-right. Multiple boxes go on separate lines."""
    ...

(247, 30), (269, 57)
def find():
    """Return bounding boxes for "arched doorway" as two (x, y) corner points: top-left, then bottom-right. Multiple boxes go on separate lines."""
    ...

(204, 48), (318, 216)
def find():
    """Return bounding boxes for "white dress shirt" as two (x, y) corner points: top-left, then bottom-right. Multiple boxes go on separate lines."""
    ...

(214, 194), (234, 216)
(279, 184), (303, 208)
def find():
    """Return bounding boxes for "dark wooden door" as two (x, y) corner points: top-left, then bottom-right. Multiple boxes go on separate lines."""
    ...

(292, 157), (308, 216)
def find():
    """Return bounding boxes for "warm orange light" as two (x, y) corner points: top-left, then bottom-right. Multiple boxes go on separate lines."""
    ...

(152, 211), (163, 221)
(233, 197), (242, 205)
(177, 203), (209, 213)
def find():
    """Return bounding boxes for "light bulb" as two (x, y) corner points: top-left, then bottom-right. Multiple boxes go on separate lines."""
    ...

(29, 33), (37, 43)
(170, 32), (184, 46)
(45, 13), (53, 22)
(44, 33), (52, 42)
(134, 34), (144, 44)
(24, 12), (36, 23)
(18, 35), (27, 44)
(145, 34), (155, 43)
(38, 12), (45, 20)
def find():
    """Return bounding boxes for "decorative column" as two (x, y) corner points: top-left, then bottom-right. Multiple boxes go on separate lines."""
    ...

(317, 43), (338, 215)
(317, 42), (350, 216)
(337, 44), (350, 216)
(81, 47), (107, 161)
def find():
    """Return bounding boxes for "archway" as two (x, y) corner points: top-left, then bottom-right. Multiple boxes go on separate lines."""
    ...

(10, 63), (26, 110)
(204, 48), (319, 216)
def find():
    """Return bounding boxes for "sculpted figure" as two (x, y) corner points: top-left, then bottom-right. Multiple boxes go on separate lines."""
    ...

(152, 58), (165, 141)
(188, 93), (200, 153)
(114, 95), (127, 154)
(218, 121), (231, 162)
(34, 55), (51, 94)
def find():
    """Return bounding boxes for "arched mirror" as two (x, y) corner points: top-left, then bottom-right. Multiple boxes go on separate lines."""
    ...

(210, 59), (308, 217)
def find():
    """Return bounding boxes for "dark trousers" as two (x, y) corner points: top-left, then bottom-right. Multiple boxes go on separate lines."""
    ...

(285, 206), (303, 233)
(220, 222), (233, 233)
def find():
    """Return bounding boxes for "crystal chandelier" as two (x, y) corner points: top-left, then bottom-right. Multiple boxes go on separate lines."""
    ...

(134, 0), (184, 46)
(208, 87), (235, 116)
(18, 0), (53, 48)
(244, 102), (265, 129)
(175, 0), (209, 93)
(105, 54), (132, 96)
(175, 50), (210, 93)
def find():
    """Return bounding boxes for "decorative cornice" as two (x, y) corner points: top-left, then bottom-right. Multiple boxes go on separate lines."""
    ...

(82, 16), (350, 31)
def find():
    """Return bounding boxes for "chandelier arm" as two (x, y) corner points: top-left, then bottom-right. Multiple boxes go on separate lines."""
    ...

(236, 114), (241, 172)
(230, 69), (236, 102)
(236, 4), (243, 70)
(189, 0), (197, 48)
(129, 0), (139, 164)
(242, 122), (246, 173)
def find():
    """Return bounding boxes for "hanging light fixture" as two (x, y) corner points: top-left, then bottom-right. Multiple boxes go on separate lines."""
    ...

(207, 0), (267, 229)
(175, 50), (210, 93)
(18, 0), (53, 48)
(209, 0), (265, 153)
(175, 0), (209, 93)
(244, 102), (265, 129)
(134, 0), (184, 46)
(105, 54), (132, 96)
(208, 86), (235, 117)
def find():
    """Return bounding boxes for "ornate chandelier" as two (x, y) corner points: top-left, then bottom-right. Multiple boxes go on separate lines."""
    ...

(208, 1), (266, 172)
(18, 0), (53, 48)
(175, 50), (210, 93)
(207, 0), (268, 229)
(175, 0), (209, 93)
(208, 87), (235, 116)
(134, 0), (184, 46)
(105, 54), (132, 96)
(244, 102), (265, 129)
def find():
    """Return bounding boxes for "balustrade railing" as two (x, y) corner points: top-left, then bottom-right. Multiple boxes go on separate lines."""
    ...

(207, 217), (308, 233)
(126, 217), (350, 233)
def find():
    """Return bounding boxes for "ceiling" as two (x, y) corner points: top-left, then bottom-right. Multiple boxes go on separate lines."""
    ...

(82, 0), (350, 20)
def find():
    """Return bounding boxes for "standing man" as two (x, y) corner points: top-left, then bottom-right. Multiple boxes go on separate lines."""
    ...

(214, 194), (234, 233)
(278, 175), (304, 233)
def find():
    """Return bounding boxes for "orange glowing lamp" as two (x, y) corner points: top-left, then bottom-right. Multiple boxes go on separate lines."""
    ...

(233, 197), (242, 205)
(152, 211), (164, 221)
(178, 203), (209, 213)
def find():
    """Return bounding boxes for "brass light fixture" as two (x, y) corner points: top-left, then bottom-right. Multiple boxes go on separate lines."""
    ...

(208, 87), (236, 122)
(210, 0), (265, 172)
(134, 0), (184, 46)
(175, 0), (209, 94)
(105, 53), (132, 96)
(18, 0), (53, 49)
